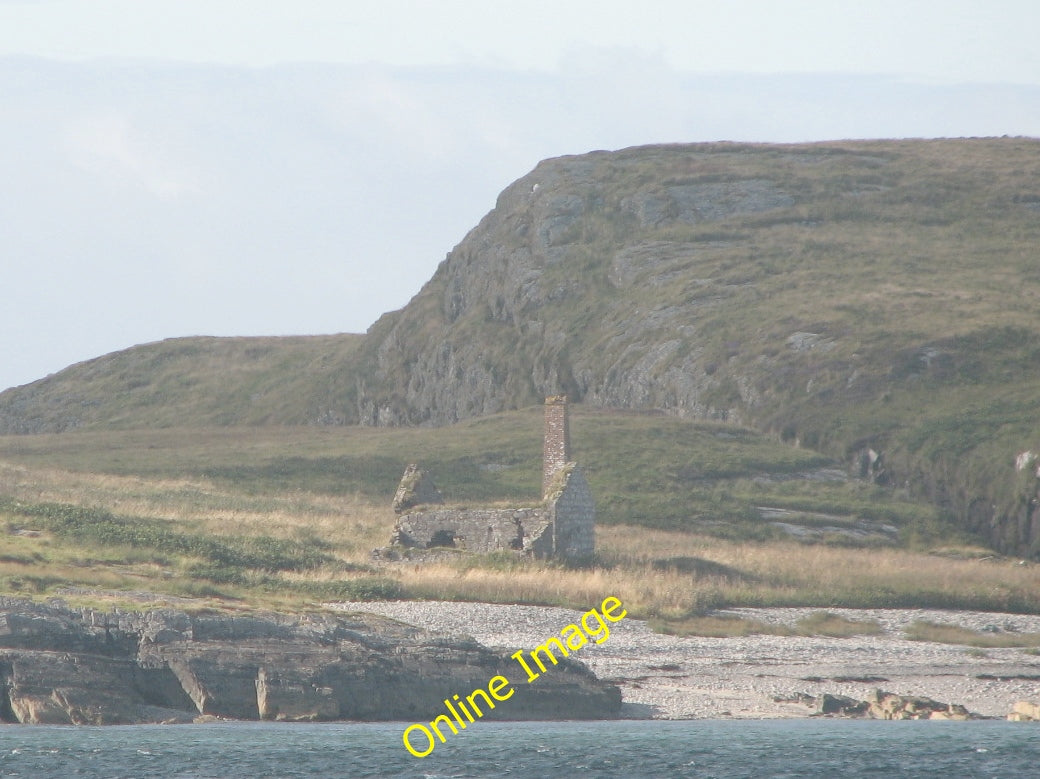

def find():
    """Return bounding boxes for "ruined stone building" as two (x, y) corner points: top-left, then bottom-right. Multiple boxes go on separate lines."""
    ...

(381, 396), (594, 561)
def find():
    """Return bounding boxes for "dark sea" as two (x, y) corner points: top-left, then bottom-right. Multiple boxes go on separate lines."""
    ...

(2, 720), (1039, 778)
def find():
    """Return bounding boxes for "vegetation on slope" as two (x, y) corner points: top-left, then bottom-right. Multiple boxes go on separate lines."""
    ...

(352, 139), (1040, 554)
(0, 335), (364, 432)
(0, 407), (944, 539)
(1, 139), (1039, 556)
(4, 410), (1039, 618)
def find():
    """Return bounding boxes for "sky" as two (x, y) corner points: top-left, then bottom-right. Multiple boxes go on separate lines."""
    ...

(1, 0), (1039, 393)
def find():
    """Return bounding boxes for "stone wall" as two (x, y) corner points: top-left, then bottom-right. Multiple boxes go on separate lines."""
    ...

(391, 507), (553, 555)
(388, 463), (594, 561)
(548, 464), (595, 559)
(542, 395), (570, 497)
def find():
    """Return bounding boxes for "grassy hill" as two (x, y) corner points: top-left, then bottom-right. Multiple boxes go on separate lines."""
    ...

(1, 138), (1040, 559)
(0, 335), (364, 432)
(4, 409), (1038, 619)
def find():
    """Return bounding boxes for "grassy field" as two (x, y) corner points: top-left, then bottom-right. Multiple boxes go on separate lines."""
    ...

(2, 408), (1038, 620)
(0, 407), (946, 536)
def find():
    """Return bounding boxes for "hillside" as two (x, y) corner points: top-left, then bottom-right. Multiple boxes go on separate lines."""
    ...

(2, 138), (1040, 555)
(0, 408), (938, 538)
(0, 334), (364, 431)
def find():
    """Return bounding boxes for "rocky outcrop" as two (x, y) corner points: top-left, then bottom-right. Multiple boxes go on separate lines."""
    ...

(775, 689), (976, 720)
(0, 598), (621, 725)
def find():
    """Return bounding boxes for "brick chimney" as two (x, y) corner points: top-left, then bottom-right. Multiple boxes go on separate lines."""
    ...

(542, 395), (570, 498)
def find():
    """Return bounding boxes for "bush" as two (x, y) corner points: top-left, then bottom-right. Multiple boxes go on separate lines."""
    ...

(300, 577), (404, 600)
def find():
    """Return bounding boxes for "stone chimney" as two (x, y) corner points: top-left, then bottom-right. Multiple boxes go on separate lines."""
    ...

(542, 395), (570, 498)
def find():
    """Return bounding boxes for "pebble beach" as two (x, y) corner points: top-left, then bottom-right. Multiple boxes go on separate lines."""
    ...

(330, 601), (1040, 719)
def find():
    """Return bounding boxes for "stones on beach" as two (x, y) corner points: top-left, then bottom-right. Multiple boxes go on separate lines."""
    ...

(1008, 701), (1040, 721)
(775, 689), (973, 720)
(866, 689), (972, 720)
(336, 601), (1040, 720)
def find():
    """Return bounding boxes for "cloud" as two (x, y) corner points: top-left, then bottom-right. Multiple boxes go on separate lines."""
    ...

(63, 112), (203, 199)
(2, 54), (1040, 392)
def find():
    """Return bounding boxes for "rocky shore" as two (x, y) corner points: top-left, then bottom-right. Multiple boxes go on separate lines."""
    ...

(331, 601), (1040, 721)
(0, 598), (620, 724)
(6, 594), (1039, 725)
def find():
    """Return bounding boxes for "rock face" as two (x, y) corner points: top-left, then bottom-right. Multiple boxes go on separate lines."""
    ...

(0, 598), (621, 725)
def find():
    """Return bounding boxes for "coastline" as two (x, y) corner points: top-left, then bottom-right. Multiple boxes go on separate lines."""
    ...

(329, 601), (1040, 720)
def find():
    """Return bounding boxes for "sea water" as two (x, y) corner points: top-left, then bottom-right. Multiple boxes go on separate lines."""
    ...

(1, 719), (1039, 778)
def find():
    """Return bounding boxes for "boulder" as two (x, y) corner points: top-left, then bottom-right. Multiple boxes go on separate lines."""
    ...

(780, 688), (976, 720)
(816, 693), (869, 716)
(866, 689), (971, 720)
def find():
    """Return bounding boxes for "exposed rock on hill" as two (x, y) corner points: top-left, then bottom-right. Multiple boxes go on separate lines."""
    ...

(353, 140), (1040, 432)
(1, 138), (1040, 555)
(0, 598), (621, 724)
(351, 139), (1040, 555)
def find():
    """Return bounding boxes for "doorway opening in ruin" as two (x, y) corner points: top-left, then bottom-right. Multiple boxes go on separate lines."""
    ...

(429, 530), (457, 548)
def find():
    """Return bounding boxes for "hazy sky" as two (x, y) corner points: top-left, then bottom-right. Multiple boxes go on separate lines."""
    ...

(2, 1), (1039, 392)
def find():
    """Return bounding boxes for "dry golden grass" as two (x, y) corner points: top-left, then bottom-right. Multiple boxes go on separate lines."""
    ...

(0, 459), (394, 554)
(595, 524), (1040, 613)
(4, 461), (1040, 619)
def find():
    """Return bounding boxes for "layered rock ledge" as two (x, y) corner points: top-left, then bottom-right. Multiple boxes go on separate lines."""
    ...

(0, 598), (621, 725)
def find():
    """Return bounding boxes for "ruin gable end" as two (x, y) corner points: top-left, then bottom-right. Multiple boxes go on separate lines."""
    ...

(381, 396), (594, 561)
(392, 464), (444, 514)
(547, 464), (595, 560)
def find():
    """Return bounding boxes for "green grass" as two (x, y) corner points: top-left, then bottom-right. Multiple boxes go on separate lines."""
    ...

(1, 463), (1039, 616)
(904, 620), (1040, 648)
(795, 610), (883, 638)
(650, 611), (883, 638)
(0, 334), (366, 432)
(0, 495), (402, 606)
(0, 408), (954, 544)
(649, 614), (788, 638)
(1, 499), (332, 572)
